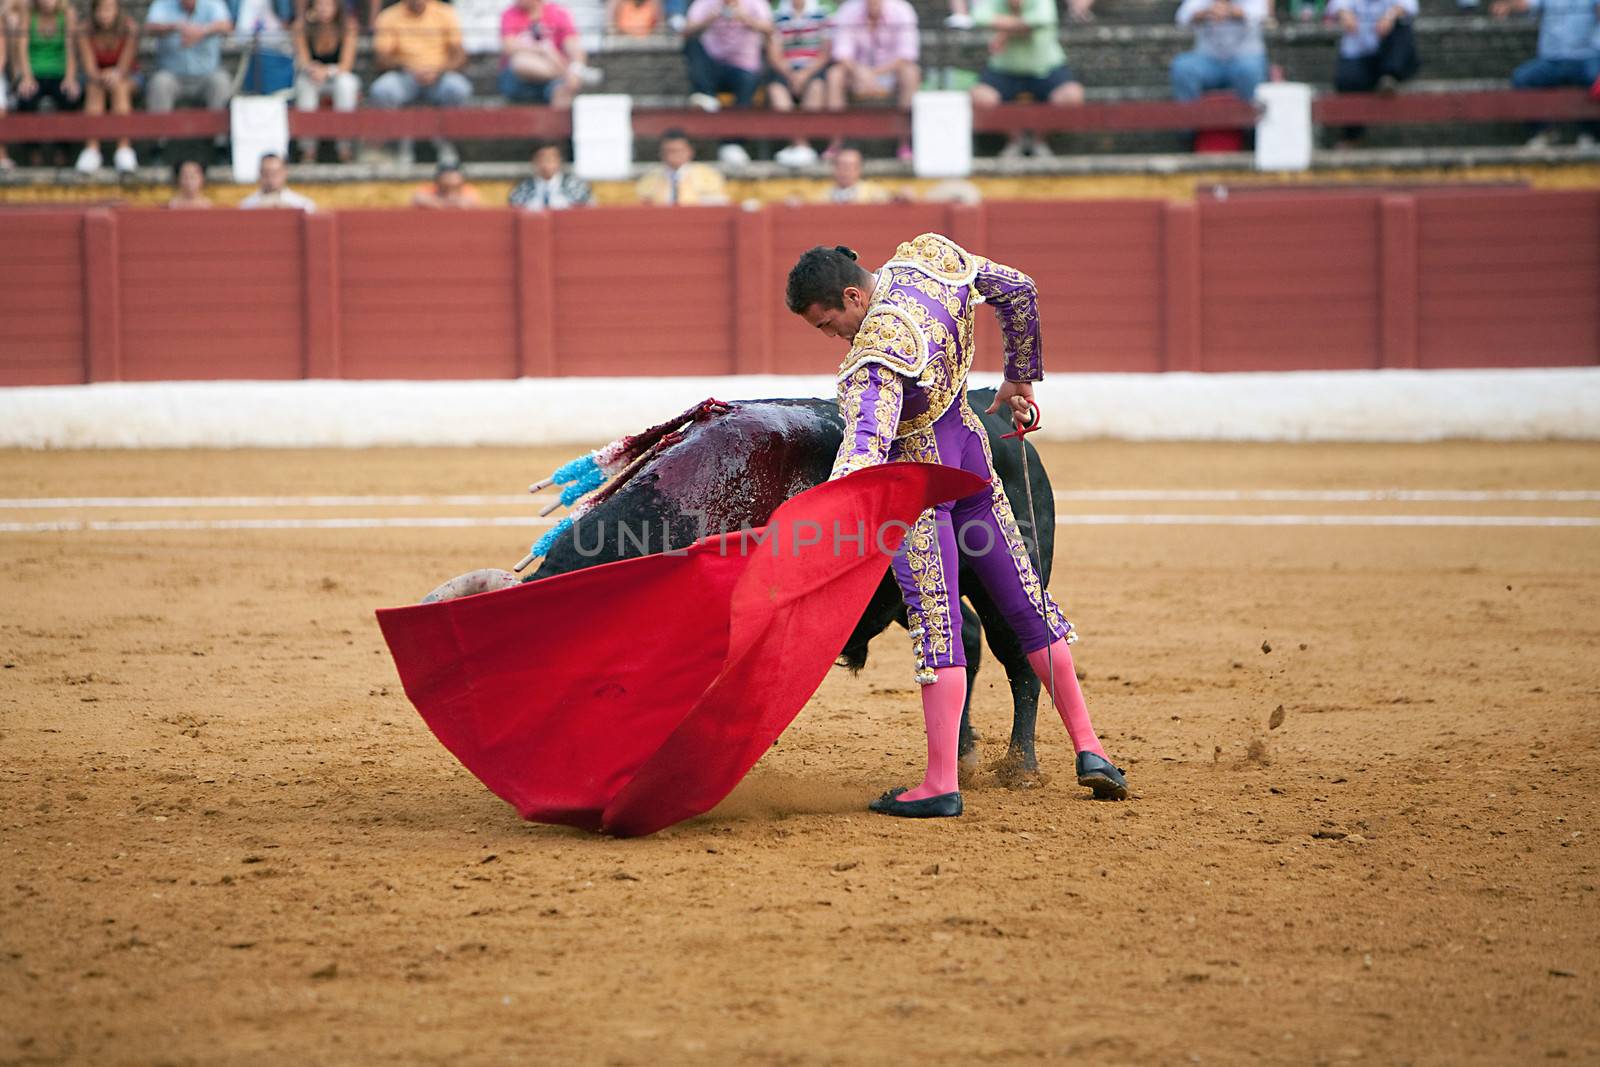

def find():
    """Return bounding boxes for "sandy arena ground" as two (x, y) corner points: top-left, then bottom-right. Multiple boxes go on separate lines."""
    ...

(1, 440), (1598, 1066)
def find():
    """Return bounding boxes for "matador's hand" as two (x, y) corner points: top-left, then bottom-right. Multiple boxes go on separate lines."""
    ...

(986, 379), (1036, 423)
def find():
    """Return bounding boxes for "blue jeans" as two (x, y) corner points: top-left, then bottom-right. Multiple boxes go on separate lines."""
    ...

(684, 37), (761, 107)
(1170, 51), (1269, 102)
(368, 69), (473, 108)
(498, 66), (555, 104)
(1512, 54), (1600, 136)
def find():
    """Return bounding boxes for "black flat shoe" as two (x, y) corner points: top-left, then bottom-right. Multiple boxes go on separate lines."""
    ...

(1076, 752), (1129, 801)
(868, 788), (963, 818)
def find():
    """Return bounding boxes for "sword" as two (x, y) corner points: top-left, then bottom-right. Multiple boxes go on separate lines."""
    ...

(1001, 398), (1056, 708)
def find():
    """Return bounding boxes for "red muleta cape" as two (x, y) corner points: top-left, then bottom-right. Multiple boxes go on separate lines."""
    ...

(376, 462), (985, 837)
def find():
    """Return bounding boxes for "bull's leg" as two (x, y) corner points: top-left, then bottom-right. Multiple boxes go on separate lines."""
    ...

(964, 584), (1044, 788)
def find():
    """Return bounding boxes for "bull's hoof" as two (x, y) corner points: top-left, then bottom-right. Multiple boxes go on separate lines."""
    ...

(421, 568), (521, 604)
(991, 746), (1042, 790)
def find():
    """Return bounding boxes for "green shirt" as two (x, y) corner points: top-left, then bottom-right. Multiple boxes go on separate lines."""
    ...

(29, 13), (70, 78)
(972, 0), (1065, 77)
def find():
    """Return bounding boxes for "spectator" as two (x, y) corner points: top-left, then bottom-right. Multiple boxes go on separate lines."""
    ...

(636, 127), (730, 204)
(412, 161), (482, 206)
(292, 0), (360, 162)
(13, 0), (83, 168)
(233, 0), (296, 95)
(816, 145), (890, 201)
(970, 0), (1084, 159)
(607, 0), (662, 34)
(499, 0), (595, 109)
(0, 0), (14, 170)
(0, 25), (10, 171)
(682, 0), (773, 164)
(1170, 0), (1269, 131)
(1326, 0), (1420, 145)
(239, 152), (317, 209)
(1493, 0), (1599, 149)
(825, 0), (920, 161)
(951, 0), (1087, 27)
(167, 157), (213, 207)
(370, 0), (471, 167)
(75, 0), (139, 173)
(768, 0), (832, 167)
(143, 0), (234, 128)
(509, 140), (593, 208)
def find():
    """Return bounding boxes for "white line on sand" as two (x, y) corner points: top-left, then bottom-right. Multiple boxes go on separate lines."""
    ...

(4, 514), (1599, 533)
(1053, 489), (1600, 503)
(0, 494), (542, 509)
(3, 489), (1597, 510)
(1053, 514), (1600, 527)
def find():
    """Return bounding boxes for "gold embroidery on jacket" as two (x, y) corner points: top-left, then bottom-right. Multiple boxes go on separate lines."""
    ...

(830, 364), (902, 479)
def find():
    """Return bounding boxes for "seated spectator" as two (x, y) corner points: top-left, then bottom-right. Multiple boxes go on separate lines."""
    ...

(292, 0), (360, 162)
(825, 0), (920, 161)
(607, 0), (662, 34)
(1171, 0), (1268, 103)
(144, 0), (232, 162)
(13, 0), (83, 168)
(970, 0), (1084, 159)
(509, 140), (593, 208)
(636, 127), (730, 204)
(239, 152), (317, 209)
(947, 0), (1089, 27)
(167, 157), (212, 207)
(1492, 0), (1599, 149)
(370, 0), (472, 167)
(233, 0), (297, 95)
(0, 31), (10, 171)
(500, 0), (595, 109)
(768, 0), (832, 167)
(412, 162), (482, 206)
(1327, 0), (1420, 145)
(816, 145), (890, 201)
(682, 0), (773, 164)
(74, 0), (139, 173)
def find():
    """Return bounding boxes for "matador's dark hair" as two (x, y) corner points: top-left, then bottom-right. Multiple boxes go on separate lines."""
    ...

(785, 245), (872, 314)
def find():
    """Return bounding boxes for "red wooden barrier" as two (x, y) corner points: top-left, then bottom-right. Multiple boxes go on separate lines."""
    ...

(1414, 190), (1600, 369)
(0, 213), (86, 386)
(2, 192), (1597, 386)
(1198, 196), (1382, 371)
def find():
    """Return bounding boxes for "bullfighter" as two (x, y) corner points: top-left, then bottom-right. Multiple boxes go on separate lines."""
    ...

(785, 234), (1129, 817)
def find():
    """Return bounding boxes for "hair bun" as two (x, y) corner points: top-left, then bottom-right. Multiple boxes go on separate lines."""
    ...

(833, 245), (858, 261)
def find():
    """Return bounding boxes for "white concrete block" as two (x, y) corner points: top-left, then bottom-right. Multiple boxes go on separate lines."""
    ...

(912, 90), (972, 178)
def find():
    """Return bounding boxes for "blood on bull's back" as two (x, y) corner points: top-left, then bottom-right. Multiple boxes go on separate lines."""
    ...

(532, 399), (842, 579)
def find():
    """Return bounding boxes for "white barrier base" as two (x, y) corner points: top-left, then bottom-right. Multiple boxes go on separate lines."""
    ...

(2, 369), (1597, 449)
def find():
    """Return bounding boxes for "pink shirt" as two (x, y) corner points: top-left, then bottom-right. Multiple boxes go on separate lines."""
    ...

(500, 1), (578, 65)
(685, 0), (773, 72)
(830, 0), (919, 66)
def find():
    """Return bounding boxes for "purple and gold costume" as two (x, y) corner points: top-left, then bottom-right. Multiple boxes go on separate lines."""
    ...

(830, 233), (1072, 685)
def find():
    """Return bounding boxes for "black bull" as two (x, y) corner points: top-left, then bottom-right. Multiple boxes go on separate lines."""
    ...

(488, 389), (1058, 778)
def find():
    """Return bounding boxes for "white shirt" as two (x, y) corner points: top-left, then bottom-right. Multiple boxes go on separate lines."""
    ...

(239, 186), (317, 211)
(1175, 0), (1268, 58)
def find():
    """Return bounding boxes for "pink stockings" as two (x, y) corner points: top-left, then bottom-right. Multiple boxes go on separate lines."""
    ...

(896, 666), (966, 802)
(1026, 638), (1107, 759)
(898, 640), (1104, 801)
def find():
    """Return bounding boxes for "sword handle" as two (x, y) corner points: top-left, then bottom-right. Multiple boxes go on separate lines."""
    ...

(1001, 399), (1041, 440)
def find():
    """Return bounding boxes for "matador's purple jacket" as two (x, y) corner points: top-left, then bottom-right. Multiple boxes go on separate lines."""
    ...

(828, 232), (1072, 684)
